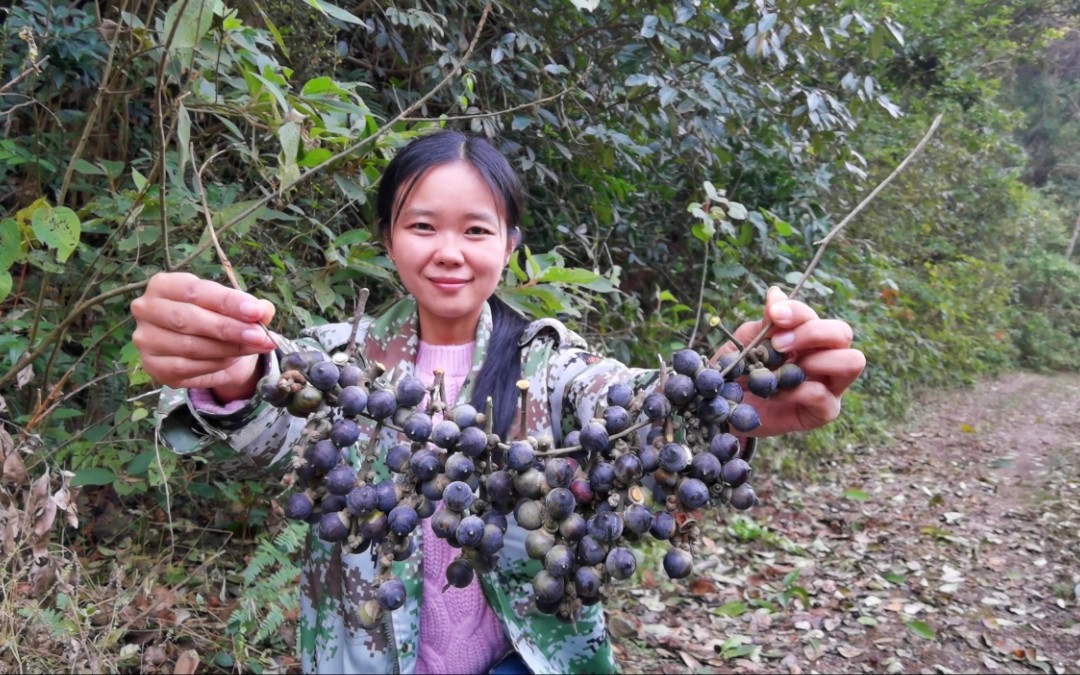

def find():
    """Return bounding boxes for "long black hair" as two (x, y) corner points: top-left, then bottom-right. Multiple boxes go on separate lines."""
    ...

(376, 131), (530, 439)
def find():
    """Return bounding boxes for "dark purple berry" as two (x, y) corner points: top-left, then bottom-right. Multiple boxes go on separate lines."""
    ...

(577, 535), (606, 566)
(587, 511), (624, 543)
(602, 406), (631, 434)
(663, 374), (696, 408)
(415, 496), (436, 519)
(388, 504), (419, 535)
(346, 484), (378, 516)
(385, 444), (412, 473)
(512, 468), (546, 499)
(478, 523), (505, 556)
(663, 548), (694, 579)
(409, 448), (441, 482)
(575, 566), (602, 597)
(747, 368), (778, 398)
(709, 433), (740, 463)
(442, 481), (474, 512)
(559, 513), (587, 541)
(403, 412), (433, 442)
(562, 430), (580, 448)
(484, 470), (514, 503)
(257, 375), (291, 406)
(637, 445), (660, 472)
(451, 404), (479, 429)
(578, 421), (610, 455)
(365, 389), (397, 420)
(525, 529), (556, 559)
(321, 494), (347, 513)
(544, 458), (575, 489)
(456, 426), (488, 457)
(445, 558), (474, 589)
(395, 376), (427, 409)
(307, 439), (340, 475)
(544, 545), (574, 578)
(532, 571), (564, 605)
(280, 352), (309, 373)
(649, 511), (677, 540)
(605, 546), (637, 580)
(588, 462), (616, 494)
(569, 478), (595, 504)
(325, 464), (358, 495)
(377, 579), (406, 611)
(284, 492), (314, 521)
(697, 395), (730, 424)
(338, 385), (368, 418)
(690, 453), (723, 483)
(729, 403), (761, 433)
(431, 509), (461, 540)
(761, 339), (785, 368)
(375, 478), (401, 513)
(606, 383), (634, 409)
(318, 511), (351, 542)
(694, 368), (725, 397)
(455, 515), (486, 548)
(543, 487), (576, 521)
(330, 418), (361, 448)
(720, 381), (744, 403)
(507, 440), (536, 472)
(776, 362), (806, 390)
(721, 458), (751, 487)
(419, 474), (449, 502)
(672, 349), (703, 377)
(307, 361), (341, 391)
(622, 503), (654, 535)
(514, 500), (544, 530)
(444, 452), (475, 481)
(338, 364), (364, 388)
(677, 477), (710, 509)
(729, 483), (757, 510)
(613, 453), (644, 485)
(642, 392), (672, 420)
(430, 420), (461, 449)
(717, 352), (746, 378)
(659, 442), (691, 473)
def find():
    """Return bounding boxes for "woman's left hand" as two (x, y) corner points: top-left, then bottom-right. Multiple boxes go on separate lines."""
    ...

(726, 287), (866, 437)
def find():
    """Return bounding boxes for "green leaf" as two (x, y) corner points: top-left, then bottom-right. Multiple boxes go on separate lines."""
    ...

(727, 202), (748, 220)
(905, 619), (935, 640)
(843, 488), (871, 502)
(162, 0), (215, 51)
(71, 467), (117, 487)
(31, 206), (81, 263)
(126, 450), (157, 476)
(131, 168), (147, 192)
(254, 72), (290, 114)
(534, 267), (603, 285)
(0, 271), (11, 304)
(883, 572), (906, 585)
(334, 229), (371, 248)
(302, 0), (363, 25)
(714, 601), (748, 617)
(72, 159), (105, 176)
(298, 147), (333, 168)
(0, 217), (21, 269)
(177, 103), (191, 177)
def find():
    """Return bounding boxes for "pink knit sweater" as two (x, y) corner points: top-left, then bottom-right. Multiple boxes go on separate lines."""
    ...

(413, 341), (511, 674)
(191, 343), (512, 673)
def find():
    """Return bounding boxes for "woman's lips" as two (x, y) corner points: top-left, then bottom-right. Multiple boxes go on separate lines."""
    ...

(428, 277), (469, 291)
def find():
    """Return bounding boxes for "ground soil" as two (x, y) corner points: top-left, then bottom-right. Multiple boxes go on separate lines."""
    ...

(609, 372), (1080, 675)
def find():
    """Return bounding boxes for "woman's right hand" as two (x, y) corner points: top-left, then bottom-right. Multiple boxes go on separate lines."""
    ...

(131, 272), (278, 401)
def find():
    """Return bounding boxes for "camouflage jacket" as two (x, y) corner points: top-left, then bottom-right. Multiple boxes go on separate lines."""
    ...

(156, 296), (658, 674)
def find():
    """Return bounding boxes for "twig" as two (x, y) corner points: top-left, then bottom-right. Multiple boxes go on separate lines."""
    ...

(688, 238), (710, 348)
(346, 288), (371, 359)
(709, 112), (945, 371)
(0, 56), (48, 95)
(191, 145), (289, 352)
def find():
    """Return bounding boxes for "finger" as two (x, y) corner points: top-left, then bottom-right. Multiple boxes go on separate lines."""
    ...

(134, 322), (275, 360)
(147, 298), (278, 349)
(148, 272), (273, 323)
(794, 349), (866, 396)
(768, 380), (843, 427)
(766, 295), (820, 330)
(768, 319), (854, 354)
(144, 355), (244, 388)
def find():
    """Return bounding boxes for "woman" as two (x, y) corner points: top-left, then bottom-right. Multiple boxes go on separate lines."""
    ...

(131, 130), (865, 674)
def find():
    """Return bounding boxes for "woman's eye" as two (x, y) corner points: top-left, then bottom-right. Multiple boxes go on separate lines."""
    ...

(467, 226), (494, 236)
(411, 222), (434, 231)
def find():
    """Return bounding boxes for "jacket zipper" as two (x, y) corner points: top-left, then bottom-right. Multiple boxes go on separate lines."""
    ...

(382, 605), (400, 674)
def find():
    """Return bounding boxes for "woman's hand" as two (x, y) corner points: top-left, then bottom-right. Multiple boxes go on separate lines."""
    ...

(727, 287), (866, 437)
(131, 272), (278, 401)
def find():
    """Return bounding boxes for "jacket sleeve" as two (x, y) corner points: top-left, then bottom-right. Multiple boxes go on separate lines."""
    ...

(153, 322), (366, 479)
(523, 319), (659, 443)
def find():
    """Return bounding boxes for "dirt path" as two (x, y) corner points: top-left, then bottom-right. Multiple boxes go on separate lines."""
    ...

(610, 372), (1080, 675)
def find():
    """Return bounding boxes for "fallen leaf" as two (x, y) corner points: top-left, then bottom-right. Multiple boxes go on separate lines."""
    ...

(174, 649), (200, 675)
(905, 619), (935, 640)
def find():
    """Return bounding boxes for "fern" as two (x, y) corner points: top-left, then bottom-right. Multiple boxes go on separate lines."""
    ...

(230, 521), (305, 645)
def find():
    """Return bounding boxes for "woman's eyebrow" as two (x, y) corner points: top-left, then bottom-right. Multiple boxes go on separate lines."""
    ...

(400, 206), (499, 224)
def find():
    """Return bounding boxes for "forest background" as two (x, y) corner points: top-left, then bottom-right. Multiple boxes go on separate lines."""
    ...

(0, 0), (1078, 672)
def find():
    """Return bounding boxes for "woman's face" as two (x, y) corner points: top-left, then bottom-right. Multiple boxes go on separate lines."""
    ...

(386, 162), (514, 345)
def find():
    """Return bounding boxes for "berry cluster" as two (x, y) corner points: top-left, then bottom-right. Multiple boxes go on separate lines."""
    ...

(260, 340), (804, 626)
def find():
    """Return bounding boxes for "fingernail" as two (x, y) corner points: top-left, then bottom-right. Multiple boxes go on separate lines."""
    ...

(771, 303), (792, 323)
(240, 300), (261, 319)
(242, 328), (267, 345)
(771, 331), (795, 351)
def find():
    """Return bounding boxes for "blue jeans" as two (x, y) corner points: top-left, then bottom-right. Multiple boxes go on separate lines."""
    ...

(489, 652), (530, 674)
